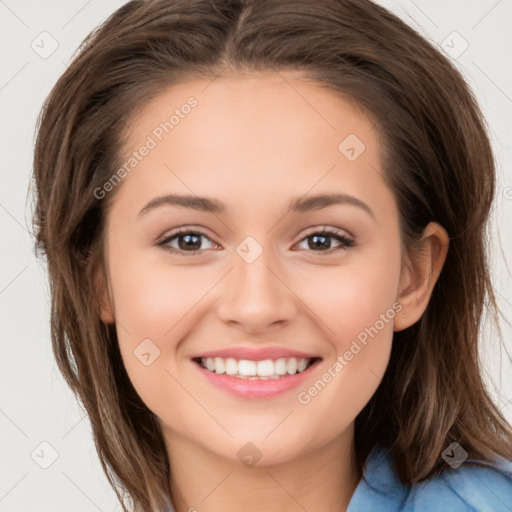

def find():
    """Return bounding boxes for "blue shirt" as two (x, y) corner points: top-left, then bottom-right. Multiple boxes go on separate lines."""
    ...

(348, 446), (512, 511)
(162, 446), (512, 511)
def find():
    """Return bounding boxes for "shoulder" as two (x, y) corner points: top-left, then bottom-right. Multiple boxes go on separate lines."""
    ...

(348, 447), (512, 512)
(406, 455), (512, 512)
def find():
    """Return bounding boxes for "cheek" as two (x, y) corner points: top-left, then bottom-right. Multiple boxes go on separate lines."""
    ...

(110, 258), (210, 415)
(110, 254), (210, 339)
(291, 254), (401, 414)
(302, 255), (401, 349)
(293, 309), (396, 446)
(107, 249), (217, 393)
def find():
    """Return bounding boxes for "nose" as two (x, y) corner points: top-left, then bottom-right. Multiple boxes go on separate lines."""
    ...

(217, 241), (298, 334)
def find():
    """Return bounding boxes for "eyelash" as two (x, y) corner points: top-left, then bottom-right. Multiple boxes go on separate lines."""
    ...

(156, 226), (355, 256)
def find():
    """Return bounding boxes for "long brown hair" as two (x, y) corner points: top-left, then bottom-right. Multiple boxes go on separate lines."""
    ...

(30, 0), (512, 510)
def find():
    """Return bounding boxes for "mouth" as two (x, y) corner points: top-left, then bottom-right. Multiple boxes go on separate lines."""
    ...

(192, 356), (321, 380)
(191, 355), (322, 399)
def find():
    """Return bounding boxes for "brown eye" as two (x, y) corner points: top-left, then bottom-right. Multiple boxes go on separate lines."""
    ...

(295, 228), (354, 253)
(157, 229), (218, 254)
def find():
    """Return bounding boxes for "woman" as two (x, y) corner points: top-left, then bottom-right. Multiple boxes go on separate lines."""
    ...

(31, 0), (512, 510)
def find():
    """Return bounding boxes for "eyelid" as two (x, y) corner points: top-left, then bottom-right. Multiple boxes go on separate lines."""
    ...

(156, 226), (212, 244)
(300, 225), (354, 240)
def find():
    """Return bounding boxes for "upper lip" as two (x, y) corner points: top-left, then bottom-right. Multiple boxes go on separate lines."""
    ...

(191, 346), (321, 361)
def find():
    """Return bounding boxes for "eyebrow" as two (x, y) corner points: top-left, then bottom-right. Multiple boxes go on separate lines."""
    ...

(138, 193), (374, 218)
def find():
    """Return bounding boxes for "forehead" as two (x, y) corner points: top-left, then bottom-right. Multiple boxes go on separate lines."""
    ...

(112, 71), (389, 220)
(124, 70), (378, 154)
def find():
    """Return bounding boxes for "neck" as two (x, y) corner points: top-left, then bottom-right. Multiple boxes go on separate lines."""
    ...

(163, 423), (361, 512)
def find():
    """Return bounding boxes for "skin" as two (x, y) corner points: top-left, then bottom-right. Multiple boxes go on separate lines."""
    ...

(95, 71), (449, 512)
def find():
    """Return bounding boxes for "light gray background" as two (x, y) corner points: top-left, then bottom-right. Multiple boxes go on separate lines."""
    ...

(1, 1), (511, 511)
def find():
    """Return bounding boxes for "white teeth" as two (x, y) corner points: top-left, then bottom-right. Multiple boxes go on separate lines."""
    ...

(200, 356), (313, 378)
(286, 358), (298, 374)
(206, 358), (216, 372)
(214, 357), (225, 374)
(256, 359), (275, 377)
(225, 358), (238, 375)
(274, 358), (287, 375)
(297, 358), (308, 372)
(238, 359), (257, 376)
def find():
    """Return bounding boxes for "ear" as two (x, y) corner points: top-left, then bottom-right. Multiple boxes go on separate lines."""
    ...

(394, 222), (449, 331)
(93, 259), (115, 324)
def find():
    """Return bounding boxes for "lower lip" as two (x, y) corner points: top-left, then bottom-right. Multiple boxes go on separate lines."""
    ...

(193, 359), (321, 399)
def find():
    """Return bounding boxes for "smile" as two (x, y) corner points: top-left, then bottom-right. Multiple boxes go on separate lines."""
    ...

(194, 356), (318, 379)
(192, 356), (322, 398)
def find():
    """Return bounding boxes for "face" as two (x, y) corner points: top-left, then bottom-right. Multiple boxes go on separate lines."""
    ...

(98, 71), (406, 466)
